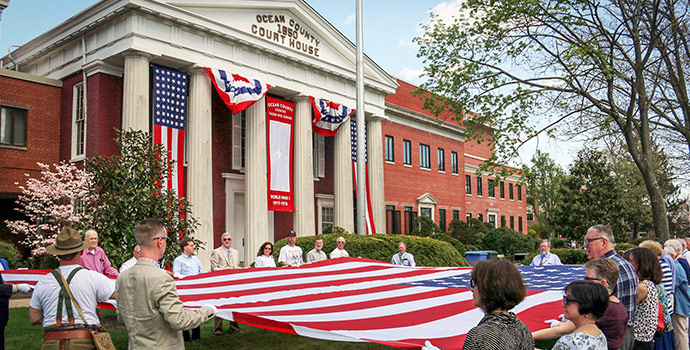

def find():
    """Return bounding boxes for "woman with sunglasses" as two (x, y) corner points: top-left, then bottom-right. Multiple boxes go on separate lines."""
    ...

(622, 248), (663, 350)
(552, 281), (609, 349)
(463, 260), (533, 350)
(254, 242), (277, 268)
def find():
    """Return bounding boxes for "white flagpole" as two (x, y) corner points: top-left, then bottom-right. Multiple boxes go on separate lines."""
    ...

(355, 0), (366, 235)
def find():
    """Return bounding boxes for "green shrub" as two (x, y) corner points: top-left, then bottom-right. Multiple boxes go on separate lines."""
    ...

(465, 245), (479, 252)
(273, 233), (469, 267)
(448, 219), (485, 246)
(430, 233), (467, 255)
(615, 243), (637, 253)
(631, 238), (646, 246)
(26, 254), (59, 270)
(410, 216), (442, 236)
(0, 241), (22, 269)
(524, 248), (589, 265)
(481, 228), (538, 256)
(551, 238), (569, 249)
(323, 225), (349, 235)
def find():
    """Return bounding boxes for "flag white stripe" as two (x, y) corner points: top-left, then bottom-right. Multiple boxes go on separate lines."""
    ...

(170, 127), (179, 192)
(160, 126), (169, 190)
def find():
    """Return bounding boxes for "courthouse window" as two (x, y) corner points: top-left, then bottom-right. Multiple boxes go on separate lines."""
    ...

(419, 144), (430, 169)
(0, 106), (27, 147)
(465, 175), (471, 194)
(476, 176), (483, 196)
(403, 140), (411, 165)
(313, 133), (325, 179)
(500, 181), (505, 199)
(517, 185), (523, 201)
(71, 83), (86, 158)
(437, 148), (445, 171)
(451, 152), (458, 174)
(488, 179), (495, 198)
(509, 183), (514, 200)
(385, 135), (394, 162)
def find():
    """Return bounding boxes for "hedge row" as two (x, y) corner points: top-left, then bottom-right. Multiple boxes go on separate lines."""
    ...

(273, 233), (469, 267)
(523, 242), (640, 266)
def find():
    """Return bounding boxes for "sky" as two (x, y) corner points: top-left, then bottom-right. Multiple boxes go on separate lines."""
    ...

(0, 0), (580, 170)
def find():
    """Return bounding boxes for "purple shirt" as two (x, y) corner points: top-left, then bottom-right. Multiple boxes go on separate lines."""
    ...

(80, 246), (119, 276)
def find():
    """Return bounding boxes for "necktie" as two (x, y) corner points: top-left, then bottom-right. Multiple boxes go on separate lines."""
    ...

(540, 254), (546, 265)
(227, 249), (234, 268)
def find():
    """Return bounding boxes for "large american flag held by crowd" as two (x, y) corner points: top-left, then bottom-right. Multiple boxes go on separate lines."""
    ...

(152, 65), (187, 197)
(351, 120), (376, 235)
(3, 259), (584, 349)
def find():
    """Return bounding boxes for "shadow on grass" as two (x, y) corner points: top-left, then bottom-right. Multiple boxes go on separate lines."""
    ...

(8, 307), (394, 350)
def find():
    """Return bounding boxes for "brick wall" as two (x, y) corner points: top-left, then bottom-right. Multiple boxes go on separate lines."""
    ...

(0, 73), (61, 194)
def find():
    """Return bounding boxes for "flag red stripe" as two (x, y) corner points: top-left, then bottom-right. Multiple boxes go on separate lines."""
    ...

(166, 126), (173, 190)
(176, 129), (185, 197)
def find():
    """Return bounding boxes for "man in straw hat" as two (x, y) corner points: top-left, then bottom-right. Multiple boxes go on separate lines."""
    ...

(29, 226), (116, 349)
(115, 218), (216, 349)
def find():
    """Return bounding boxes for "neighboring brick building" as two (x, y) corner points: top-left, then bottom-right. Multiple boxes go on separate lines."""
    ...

(0, 68), (62, 241)
(382, 79), (527, 234)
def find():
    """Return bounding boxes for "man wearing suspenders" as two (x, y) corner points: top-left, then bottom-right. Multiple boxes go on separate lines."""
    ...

(29, 227), (115, 349)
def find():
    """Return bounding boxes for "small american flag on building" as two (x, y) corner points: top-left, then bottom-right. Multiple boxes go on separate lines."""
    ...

(152, 65), (188, 197)
(2, 260), (584, 349)
(351, 120), (376, 234)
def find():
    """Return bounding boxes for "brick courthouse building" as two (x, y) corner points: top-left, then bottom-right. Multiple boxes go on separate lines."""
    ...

(0, 0), (526, 267)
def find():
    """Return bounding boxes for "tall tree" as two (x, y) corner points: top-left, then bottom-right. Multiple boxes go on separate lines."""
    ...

(522, 151), (565, 238)
(415, 0), (687, 240)
(552, 149), (627, 242)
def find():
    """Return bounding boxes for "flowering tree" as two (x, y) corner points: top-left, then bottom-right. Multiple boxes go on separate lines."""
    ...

(5, 162), (95, 254)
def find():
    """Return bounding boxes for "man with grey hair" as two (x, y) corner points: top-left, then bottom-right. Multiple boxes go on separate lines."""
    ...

(584, 224), (638, 350)
(681, 238), (690, 260)
(391, 242), (415, 267)
(210, 232), (239, 335)
(530, 239), (562, 266)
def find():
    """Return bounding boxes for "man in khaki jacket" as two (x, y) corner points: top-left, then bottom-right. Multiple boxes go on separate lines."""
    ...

(209, 232), (240, 335)
(115, 219), (216, 349)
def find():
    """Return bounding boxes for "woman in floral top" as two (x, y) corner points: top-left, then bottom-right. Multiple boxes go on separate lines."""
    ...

(623, 248), (663, 350)
(552, 281), (609, 350)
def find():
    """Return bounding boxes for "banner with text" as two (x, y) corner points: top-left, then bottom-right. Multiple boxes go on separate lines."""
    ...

(266, 96), (295, 211)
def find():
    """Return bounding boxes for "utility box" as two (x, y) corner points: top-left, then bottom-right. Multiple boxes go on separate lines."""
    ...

(464, 250), (498, 266)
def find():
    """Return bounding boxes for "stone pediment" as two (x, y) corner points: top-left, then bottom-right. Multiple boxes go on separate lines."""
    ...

(164, 0), (395, 89)
(416, 192), (438, 205)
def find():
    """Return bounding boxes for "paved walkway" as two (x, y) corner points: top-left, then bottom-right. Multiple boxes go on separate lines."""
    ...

(10, 295), (31, 308)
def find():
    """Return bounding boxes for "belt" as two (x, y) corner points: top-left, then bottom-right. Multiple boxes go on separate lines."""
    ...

(44, 329), (93, 341)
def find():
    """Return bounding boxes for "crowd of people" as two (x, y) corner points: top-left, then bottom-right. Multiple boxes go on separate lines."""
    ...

(15, 219), (690, 350)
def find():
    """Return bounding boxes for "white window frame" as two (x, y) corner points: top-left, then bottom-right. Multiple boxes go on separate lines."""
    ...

(232, 111), (246, 172)
(71, 83), (86, 161)
(316, 194), (334, 234)
(313, 133), (325, 179)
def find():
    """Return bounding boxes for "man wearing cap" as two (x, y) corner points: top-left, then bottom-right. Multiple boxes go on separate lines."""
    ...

(278, 231), (303, 267)
(209, 232), (240, 335)
(29, 227), (116, 349)
(115, 218), (216, 349)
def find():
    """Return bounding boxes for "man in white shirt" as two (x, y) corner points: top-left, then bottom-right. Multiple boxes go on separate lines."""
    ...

(306, 237), (328, 263)
(278, 231), (303, 267)
(330, 236), (350, 259)
(29, 227), (115, 349)
(530, 240), (562, 266)
(391, 242), (415, 266)
(119, 245), (141, 273)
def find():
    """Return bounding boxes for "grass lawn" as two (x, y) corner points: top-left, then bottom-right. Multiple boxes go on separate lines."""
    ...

(7, 307), (393, 349)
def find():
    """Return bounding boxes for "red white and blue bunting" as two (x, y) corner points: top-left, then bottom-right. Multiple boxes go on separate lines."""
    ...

(310, 96), (354, 137)
(205, 68), (270, 114)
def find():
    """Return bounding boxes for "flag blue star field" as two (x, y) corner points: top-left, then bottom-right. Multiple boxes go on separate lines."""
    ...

(152, 65), (187, 197)
(2, 259), (584, 349)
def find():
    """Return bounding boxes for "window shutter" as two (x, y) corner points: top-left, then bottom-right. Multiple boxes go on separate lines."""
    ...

(232, 113), (243, 171)
(317, 134), (325, 178)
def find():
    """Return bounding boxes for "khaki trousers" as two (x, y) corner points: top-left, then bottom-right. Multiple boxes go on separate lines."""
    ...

(673, 313), (689, 350)
(41, 339), (96, 350)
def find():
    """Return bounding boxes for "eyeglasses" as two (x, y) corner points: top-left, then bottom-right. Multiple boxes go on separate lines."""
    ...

(584, 237), (604, 246)
(152, 236), (168, 242)
(584, 276), (604, 282)
(562, 292), (577, 305)
(337, 241), (345, 244)
(264, 247), (272, 250)
(470, 279), (476, 288)
(223, 238), (232, 241)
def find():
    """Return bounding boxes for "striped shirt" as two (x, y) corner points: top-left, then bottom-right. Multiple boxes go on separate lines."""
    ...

(660, 259), (674, 314)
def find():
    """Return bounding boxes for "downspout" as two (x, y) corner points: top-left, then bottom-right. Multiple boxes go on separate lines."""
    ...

(81, 36), (88, 151)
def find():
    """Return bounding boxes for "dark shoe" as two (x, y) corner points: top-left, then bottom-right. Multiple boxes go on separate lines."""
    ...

(229, 322), (240, 332)
(214, 329), (223, 336)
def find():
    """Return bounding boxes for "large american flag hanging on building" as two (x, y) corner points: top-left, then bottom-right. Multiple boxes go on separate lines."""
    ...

(351, 120), (376, 235)
(310, 96), (353, 136)
(2, 260), (585, 349)
(152, 65), (188, 197)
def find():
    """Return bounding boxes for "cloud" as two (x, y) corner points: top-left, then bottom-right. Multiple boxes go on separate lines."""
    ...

(430, 0), (466, 24)
(400, 67), (424, 80)
(398, 38), (417, 48)
(344, 13), (355, 25)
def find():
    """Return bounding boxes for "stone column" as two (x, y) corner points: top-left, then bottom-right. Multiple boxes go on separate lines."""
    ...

(245, 97), (271, 263)
(121, 51), (152, 132)
(186, 68), (214, 270)
(367, 117), (385, 234)
(292, 96), (316, 236)
(334, 119), (354, 233)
